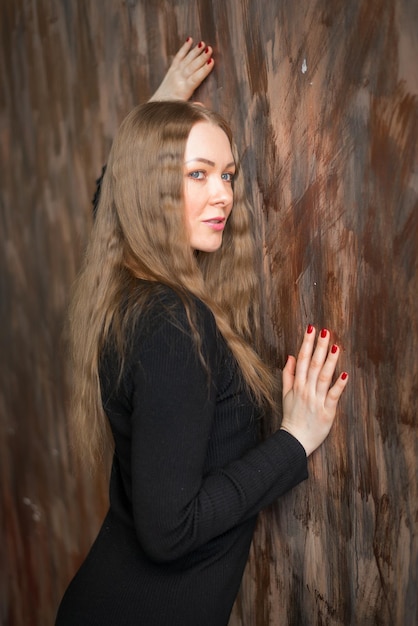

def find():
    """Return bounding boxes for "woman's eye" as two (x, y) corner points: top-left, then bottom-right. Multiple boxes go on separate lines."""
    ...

(189, 170), (205, 180)
(222, 172), (235, 183)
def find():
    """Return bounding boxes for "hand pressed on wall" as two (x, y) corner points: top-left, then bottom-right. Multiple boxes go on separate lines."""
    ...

(281, 325), (348, 457)
(149, 37), (214, 102)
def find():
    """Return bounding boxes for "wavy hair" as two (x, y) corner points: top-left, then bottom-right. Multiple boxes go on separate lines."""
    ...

(69, 101), (276, 466)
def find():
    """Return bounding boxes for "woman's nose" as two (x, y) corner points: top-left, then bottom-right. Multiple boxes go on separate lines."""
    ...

(209, 175), (233, 204)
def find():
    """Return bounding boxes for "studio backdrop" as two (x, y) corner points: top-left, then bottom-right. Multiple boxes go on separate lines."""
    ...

(1, 1), (417, 624)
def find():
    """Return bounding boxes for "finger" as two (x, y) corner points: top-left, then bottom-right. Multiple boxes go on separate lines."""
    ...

(187, 59), (214, 90)
(184, 45), (213, 77)
(179, 41), (209, 68)
(324, 371), (349, 412)
(315, 342), (340, 398)
(306, 327), (331, 388)
(293, 324), (316, 385)
(282, 355), (296, 398)
(169, 39), (206, 70)
(172, 37), (195, 63)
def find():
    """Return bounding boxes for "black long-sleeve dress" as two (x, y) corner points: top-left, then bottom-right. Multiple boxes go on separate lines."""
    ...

(56, 283), (308, 625)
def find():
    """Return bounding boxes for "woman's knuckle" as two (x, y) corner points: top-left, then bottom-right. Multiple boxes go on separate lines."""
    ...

(310, 357), (322, 369)
(318, 372), (330, 384)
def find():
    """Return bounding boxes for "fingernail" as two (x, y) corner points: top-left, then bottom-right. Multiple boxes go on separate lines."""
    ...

(207, 58), (213, 64)
(307, 324), (314, 334)
(331, 344), (338, 354)
(341, 372), (348, 380)
(198, 41), (203, 48)
(321, 328), (327, 338)
(186, 37), (191, 42)
(204, 47), (209, 53)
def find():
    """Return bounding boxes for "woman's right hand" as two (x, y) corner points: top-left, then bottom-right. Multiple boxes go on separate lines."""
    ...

(280, 325), (349, 457)
(149, 37), (214, 102)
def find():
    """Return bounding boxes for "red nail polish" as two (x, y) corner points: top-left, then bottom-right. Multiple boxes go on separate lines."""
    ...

(204, 47), (209, 53)
(341, 372), (348, 380)
(307, 324), (314, 334)
(186, 37), (191, 42)
(321, 328), (327, 338)
(198, 41), (203, 48)
(331, 344), (338, 354)
(207, 58), (213, 64)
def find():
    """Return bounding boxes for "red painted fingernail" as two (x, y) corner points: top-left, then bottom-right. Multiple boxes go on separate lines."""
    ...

(198, 41), (203, 48)
(207, 58), (213, 64)
(331, 344), (338, 354)
(204, 47), (209, 53)
(186, 37), (191, 42)
(321, 328), (327, 338)
(307, 324), (314, 334)
(341, 372), (348, 380)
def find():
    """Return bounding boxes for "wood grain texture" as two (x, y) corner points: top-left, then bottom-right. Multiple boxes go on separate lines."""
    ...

(1, 1), (417, 624)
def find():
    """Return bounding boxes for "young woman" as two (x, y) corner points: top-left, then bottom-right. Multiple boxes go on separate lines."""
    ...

(56, 40), (348, 626)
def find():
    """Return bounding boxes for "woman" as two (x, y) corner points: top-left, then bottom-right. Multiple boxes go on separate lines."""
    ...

(56, 42), (348, 626)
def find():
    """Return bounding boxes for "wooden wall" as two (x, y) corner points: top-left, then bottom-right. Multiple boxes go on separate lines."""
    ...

(1, 1), (417, 624)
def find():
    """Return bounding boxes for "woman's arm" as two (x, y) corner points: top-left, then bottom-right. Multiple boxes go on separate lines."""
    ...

(92, 38), (214, 215)
(128, 294), (345, 564)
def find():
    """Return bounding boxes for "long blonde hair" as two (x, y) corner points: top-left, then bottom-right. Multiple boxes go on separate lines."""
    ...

(69, 101), (276, 467)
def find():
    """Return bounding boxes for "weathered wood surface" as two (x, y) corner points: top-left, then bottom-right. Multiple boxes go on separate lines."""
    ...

(1, 1), (417, 624)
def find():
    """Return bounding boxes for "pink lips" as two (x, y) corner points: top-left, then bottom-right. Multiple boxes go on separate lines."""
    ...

(203, 218), (225, 231)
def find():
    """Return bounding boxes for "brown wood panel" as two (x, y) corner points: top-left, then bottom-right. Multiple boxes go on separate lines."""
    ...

(1, 1), (417, 624)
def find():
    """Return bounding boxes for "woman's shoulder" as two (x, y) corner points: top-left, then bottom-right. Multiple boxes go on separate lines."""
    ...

(132, 280), (217, 341)
(121, 281), (222, 381)
(138, 280), (211, 313)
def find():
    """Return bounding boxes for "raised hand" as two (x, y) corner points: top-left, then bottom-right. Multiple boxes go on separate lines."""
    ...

(280, 325), (349, 457)
(149, 37), (214, 102)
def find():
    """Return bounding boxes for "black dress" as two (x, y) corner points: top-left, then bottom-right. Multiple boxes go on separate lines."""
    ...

(56, 284), (308, 625)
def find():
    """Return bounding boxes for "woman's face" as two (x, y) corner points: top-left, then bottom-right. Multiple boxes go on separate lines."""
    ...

(183, 121), (235, 253)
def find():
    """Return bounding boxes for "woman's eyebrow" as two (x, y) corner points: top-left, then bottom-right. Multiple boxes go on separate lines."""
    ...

(185, 157), (236, 168)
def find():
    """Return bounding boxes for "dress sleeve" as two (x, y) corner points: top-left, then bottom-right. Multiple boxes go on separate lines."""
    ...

(129, 295), (307, 563)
